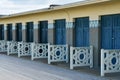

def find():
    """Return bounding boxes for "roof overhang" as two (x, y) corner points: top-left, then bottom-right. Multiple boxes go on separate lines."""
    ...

(0, 0), (111, 19)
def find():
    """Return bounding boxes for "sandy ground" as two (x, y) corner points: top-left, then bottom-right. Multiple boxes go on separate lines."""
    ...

(0, 53), (119, 80)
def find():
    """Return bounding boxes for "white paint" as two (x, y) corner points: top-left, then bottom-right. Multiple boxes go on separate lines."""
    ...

(7, 41), (18, 55)
(0, 40), (7, 52)
(101, 49), (120, 76)
(70, 46), (93, 69)
(48, 44), (68, 64)
(18, 42), (32, 57)
(31, 43), (49, 60)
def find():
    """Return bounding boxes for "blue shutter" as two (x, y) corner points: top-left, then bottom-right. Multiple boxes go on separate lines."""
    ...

(101, 14), (120, 49)
(1, 25), (4, 40)
(74, 17), (89, 47)
(16, 23), (22, 42)
(26, 24), (28, 42)
(113, 14), (120, 49)
(29, 22), (34, 42)
(101, 15), (113, 49)
(83, 18), (89, 46)
(54, 19), (66, 45)
(0, 24), (4, 40)
(26, 22), (34, 42)
(75, 18), (82, 47)
(7, 24), (12, 41)
(39, 21), (48, 43)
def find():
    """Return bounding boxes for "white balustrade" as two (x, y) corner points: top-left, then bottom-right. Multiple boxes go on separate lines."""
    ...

(101, 49), (120, 76)
(31, 43), (48, 60)
(70, 46), (93, 69)
(18, 42), (32, 57)
(48, 44), (68, 64)
(7, 41), (18, 55)
(0, 40), (7, 52)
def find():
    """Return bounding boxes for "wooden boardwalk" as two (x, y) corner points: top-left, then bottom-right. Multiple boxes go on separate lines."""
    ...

(0, 53), (118, 80)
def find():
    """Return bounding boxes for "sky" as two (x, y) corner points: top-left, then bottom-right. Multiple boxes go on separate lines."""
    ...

(0, 0), (84, 15)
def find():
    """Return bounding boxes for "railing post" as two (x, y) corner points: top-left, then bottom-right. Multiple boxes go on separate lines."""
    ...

(31, 43), (34, 61)
(66, 44), (69, 63)
(18, 42), (21, 58)
(90, 46), (93, 68)
(7, 41), (10, 55)
(70, 46), (73, 69)
(101, 49), (104, 76)
(48, 43), (51, 64)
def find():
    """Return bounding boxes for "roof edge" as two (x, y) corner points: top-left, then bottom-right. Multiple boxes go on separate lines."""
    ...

(0, 0), (110, 19)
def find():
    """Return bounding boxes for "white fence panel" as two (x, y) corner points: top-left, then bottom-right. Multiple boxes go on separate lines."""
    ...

(101, 49), (120, 76)
(0, 40), (7, 52)
(18, 42), (32, 57)
(70, 46), (93, 69)
(48, 44), (68, 64)
(7, 41), (18, 55)
(31, 43), (48, 60)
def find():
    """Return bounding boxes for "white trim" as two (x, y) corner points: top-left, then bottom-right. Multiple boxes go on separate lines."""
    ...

(66, 22), (73, 28)
(12, 26), (16, 30)
(34, 24), (38, 29)
(22, 25), (26, 30)
(90, 20), (99, 28)
(48, 23), (54, 29)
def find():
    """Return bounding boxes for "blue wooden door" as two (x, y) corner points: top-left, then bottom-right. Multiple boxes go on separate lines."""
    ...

(101, 14), (120, 49)
(16, 23), (22, 42)
(26, 22), (34, 42)
(74, 17), (89, 47)
(113, 14), (120, 49)
(7, 24), (12, 41)
(101, 15), (113, 49)
(0, 24), (4, 40)
(54, 19), (66, 45)
(38, 21), (48, 43)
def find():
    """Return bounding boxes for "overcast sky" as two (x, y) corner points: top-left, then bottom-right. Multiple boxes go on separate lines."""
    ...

(0, 0), (84, 15)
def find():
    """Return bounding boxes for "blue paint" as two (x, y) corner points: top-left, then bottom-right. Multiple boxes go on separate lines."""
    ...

(26, 22), (34, 42)
(74, 17), (89, 47)
(54, 19), (66, 45)
(111, 57), (116, 65)
(56, 51), (60, 56)
(80, 54), (84, 60)
(0, 24), (4, 40)
(7, 24), (13, 41)
(113, 15), (120, 49)
(39, 21), (48, 43)
(101, 14), (120, 49)
(101, 15), (113, 49)
(16, 23), (22, 42)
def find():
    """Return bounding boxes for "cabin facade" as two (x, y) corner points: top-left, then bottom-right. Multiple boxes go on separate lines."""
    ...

(0, 0), (120, 76)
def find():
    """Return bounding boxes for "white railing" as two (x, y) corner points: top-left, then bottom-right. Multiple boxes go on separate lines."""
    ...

(48, 44), (68, 64)
(7, 41), (18, 55)
(101, 49), (120, 76)
(18, 42), (32, 57)
(70, 46), (93, 69)
(0, 40), (7, 52)
(31, 43), (49, 60)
